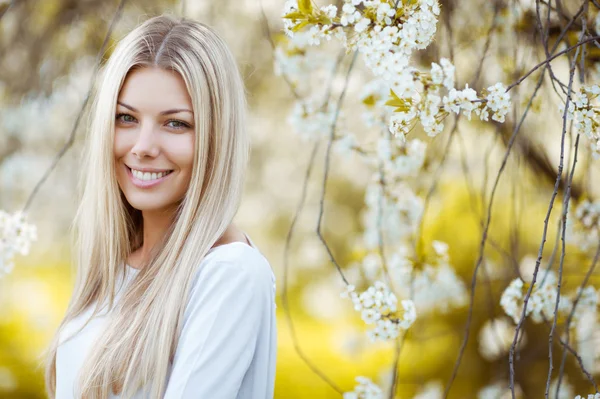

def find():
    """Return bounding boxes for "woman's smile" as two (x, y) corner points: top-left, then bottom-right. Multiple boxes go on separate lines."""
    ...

(125, 164), (174, 188)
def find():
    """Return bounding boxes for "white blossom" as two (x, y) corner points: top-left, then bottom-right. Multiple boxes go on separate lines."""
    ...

(341, 280), (416, 342)
(560, 85), (600, 157)
(479, 82), (511, 122)
(500, 270), (594, 325)
(0, 210), (37, 277)
(320, 4), (338, 19)
(566, 199), (600, 252)
(362, 180), (424, 249)
(430, 58), (455, 91)
(413, 381), (443, 399)
(282, 0), (300, 37)
(287, 96), (341, 141)
(388, 241), (468, 314)
(575, 310), (600, 374)
(388, 109), (416, 141)
(548, 376), (574, 399)
(343, 376), (383, 399)
(478, 318), (527, 361)
(478, 381), (524, 399)
(443, 84), (479, 120)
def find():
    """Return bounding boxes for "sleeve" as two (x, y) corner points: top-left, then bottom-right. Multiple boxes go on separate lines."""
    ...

(163, 256), (273, 398)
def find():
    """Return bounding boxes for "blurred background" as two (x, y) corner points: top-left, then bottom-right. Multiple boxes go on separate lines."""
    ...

(1, 0), (600, 398)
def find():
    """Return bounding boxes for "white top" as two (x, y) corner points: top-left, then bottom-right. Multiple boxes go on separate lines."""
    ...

(56, 233), (277, 398)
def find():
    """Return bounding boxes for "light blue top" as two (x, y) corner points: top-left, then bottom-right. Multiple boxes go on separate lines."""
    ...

(56, 233), (277, 398)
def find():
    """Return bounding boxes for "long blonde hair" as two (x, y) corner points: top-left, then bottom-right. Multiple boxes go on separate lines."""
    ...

(42, 14), (249, 398)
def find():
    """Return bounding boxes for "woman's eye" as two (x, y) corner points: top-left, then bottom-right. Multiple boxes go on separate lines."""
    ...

(115, 114), (190, 130)
(116, 113), (135, 123)
(167, 120), (191, 130)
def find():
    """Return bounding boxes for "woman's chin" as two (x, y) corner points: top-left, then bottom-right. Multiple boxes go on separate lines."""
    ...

(125, 196), (173, 213)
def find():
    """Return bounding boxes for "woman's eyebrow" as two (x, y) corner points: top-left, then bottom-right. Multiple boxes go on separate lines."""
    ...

(117, 101), (193, 115)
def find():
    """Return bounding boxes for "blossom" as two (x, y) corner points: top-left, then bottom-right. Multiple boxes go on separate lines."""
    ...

(362, 180), (424, 249)
(575, 310), (600, 374)
(388, 109), (416, 141)
(343, 376), (383, 399)
(443, 84), (479, 120)
(278, 0), (510, 147)
(500, 269), (595, 325)
(341, 280), (416, 342)
(388, 241), (468, 314)
(478, 382), (524, 399)
(478, 318), (527, 361)
(0, 210), (37, 277)
(320, 4), (338, 19)
(273, 30), (336, 88)
(566, 199), (600, 252)
(287, 96), (341, 141)
(430, 58), (455, 91)
(413, 381), (443, 399)
(282, 0), (300, 37)
(480, 82), (511, 122)
(560, 85), (600, 157)
(549, 376), (574, 399)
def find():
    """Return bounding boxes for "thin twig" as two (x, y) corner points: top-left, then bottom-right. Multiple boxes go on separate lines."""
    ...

(508, 39), (579, 399)
(22, 0), (128, 212)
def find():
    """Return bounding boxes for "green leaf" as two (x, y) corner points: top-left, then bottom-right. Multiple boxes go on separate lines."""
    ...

(362, 94), (377, 107)
(291, 20), (310, 32)
(298, 0), (313, 14)
(384, 89), (412, 112)
(283, 11), (306, 20)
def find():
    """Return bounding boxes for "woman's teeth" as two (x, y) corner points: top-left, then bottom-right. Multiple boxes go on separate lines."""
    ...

(131, 168), (172, 181)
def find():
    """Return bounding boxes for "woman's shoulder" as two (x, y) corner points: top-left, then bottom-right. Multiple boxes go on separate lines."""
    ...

(193, 242), (275, 294)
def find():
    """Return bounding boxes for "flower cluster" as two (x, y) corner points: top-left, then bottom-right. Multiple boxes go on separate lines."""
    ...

(359, 78), (395, 130)
(478, 382), (524, 399)
(287, 96), (342, 141)
(278, 1), (512, 145)
(387, 66), (511, 140)
(566, 198), (600, 252)
(362, 179), (424, 249)
(413, 381), (443, 399)
(500, 271), (598, 325)
(283, 0), (440, 82)
(374, 135), (427, 178)
(388, 241), (468, 314)
(341, 280), (416, 341)
(0, 210), (37, 277)
(575, 394), (600, 399)
(560, 85), (600, 158)
(575, 308), (600, 374)
(273, 28), (337, 90)
(343, 376), (383, 399)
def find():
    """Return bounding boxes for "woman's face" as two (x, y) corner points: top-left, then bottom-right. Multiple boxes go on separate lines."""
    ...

(114, 67), (195, 213)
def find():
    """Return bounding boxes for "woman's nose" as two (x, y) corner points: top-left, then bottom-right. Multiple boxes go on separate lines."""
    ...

(131, 123), (160, 159)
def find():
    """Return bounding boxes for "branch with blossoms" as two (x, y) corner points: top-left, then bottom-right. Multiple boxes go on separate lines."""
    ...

(273, 0), (600, 397)
(0, 0), (127, 278)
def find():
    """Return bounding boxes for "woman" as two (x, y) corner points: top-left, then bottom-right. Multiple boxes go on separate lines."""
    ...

(42, 14), (277, 399)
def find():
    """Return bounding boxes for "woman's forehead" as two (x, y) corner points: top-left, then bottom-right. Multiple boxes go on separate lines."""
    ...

(117, 67), (193, 113)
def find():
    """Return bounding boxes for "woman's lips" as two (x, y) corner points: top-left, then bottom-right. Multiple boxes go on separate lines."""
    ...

(126, 165), (173, 188)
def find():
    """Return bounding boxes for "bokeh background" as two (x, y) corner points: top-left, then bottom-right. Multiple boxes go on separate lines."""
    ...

(1, 0), (600, 398)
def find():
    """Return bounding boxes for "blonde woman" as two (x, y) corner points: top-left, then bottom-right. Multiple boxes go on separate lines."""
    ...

(42, 14), (277, 398)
